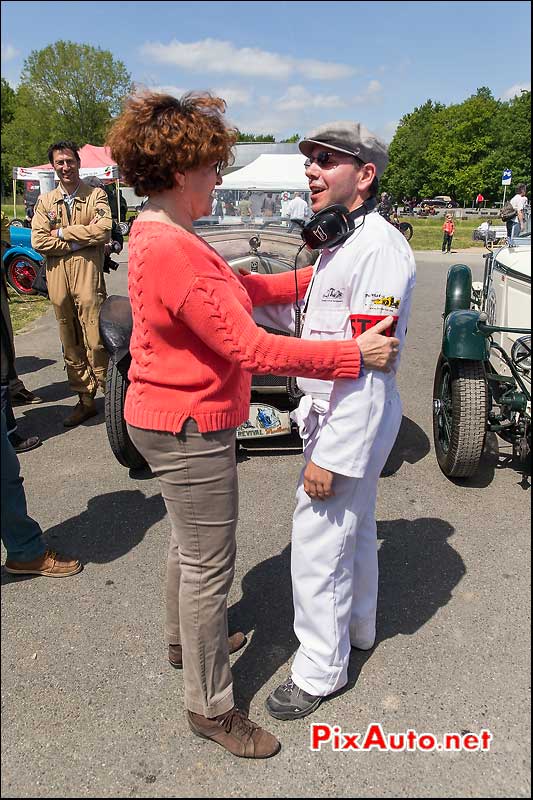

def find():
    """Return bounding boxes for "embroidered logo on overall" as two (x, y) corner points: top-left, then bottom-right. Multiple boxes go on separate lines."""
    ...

(322, 287), (344, 302)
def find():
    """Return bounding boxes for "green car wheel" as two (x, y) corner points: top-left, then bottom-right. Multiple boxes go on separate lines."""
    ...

(432, 356), (489, 478)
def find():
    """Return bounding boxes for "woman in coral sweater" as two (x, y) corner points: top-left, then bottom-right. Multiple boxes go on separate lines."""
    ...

(107, 91), (399, 760)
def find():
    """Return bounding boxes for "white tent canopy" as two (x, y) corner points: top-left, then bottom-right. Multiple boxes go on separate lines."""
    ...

(220, 154), (308, 192)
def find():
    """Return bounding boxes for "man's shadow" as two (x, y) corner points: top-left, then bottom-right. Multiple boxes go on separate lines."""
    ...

(14, 355), (56, 376)
(17, 395), (105, 443)
(381, 416), (430, 476)
(1, 489), (166, 584)
(229, 516), (464, 711)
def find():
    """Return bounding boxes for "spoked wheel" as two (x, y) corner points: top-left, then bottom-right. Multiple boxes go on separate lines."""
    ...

(104, 354), (148, 470)
(399, 222), (413, 241)
(433, 356), (489, 478)
(9, 218), (25, 228)
(5, 256), (39, 296)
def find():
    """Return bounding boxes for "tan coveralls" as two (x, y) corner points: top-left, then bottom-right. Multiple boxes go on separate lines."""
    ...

(31, 183), (112, 398)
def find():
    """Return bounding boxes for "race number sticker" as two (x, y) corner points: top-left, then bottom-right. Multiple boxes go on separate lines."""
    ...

(349, 314), (398, 338)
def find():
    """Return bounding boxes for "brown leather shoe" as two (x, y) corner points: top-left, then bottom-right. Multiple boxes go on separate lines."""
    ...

(169, 632), (247, 669)
(188, 707), (280, 758)
(4, 549), (82, 578)
(63, 399), (97, 428)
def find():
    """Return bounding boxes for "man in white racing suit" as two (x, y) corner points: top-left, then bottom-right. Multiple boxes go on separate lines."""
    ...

(265, 121), (416, 720)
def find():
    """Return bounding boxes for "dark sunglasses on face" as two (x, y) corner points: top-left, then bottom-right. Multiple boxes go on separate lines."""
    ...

(304, 150), (359, 169)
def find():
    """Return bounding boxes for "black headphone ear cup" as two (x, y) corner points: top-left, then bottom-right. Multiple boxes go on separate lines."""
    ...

(300, 205), (352, 249)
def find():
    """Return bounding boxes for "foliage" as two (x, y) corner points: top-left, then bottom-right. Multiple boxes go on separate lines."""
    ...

(237, 132), (276, 142)
(2, 41), (132, 193)
(382, 89), (531, 205)
(280, 134), (301, 143)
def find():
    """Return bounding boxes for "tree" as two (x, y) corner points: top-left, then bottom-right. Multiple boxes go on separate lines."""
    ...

(237, 133), (276, 142)
(382, 100), (444, 200)
(280, 134), (300, 143)
(2, 41), (132, 188)
(1, 78), (17, 192)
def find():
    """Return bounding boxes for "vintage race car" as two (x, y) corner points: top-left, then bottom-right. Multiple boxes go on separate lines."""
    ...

(99, 224), (318, 470)
(2, 225), (44, 296)
(432, 219), (531, 478)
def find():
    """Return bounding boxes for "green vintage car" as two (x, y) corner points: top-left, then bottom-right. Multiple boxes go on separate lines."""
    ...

(433, 218), (531, 478)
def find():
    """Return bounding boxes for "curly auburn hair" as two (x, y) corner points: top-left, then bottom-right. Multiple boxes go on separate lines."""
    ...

(106, 92), (238, 196)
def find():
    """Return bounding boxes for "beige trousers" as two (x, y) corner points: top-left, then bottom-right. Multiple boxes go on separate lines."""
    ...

(127, 419), (238, 717)
(46, 259), (108, 396)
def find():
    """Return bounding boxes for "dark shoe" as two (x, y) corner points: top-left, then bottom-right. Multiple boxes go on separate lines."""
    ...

(4, 549), (82, 578)
(63, 400), (97, 428)
(11, 388), (43, 406)
(169, 632), (247, 669)
(187, 707), (280, 758)
(266, 677), (322, 721)
(8, 433), (42, 453)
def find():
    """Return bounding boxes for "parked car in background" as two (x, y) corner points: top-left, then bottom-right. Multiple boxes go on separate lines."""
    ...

(2, 225), (43, 295)
(419, 196), (458, 209)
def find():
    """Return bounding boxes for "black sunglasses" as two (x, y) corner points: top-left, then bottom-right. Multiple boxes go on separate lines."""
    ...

(304, 150), (361, 169)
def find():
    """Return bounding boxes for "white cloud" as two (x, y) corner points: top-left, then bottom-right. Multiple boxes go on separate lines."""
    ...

(212, 87), (251, 106)
(140, 38), (355, 81)
(1, 43), (19, 63)
(500, 82), (530, 100)
(380, 120), (399, 144)
(352, 80), (383, 105)
(297, 59), (357, 80)
(277, 85), (346, 111)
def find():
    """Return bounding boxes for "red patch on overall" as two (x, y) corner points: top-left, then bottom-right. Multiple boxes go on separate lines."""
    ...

(349, 314), (398, 338)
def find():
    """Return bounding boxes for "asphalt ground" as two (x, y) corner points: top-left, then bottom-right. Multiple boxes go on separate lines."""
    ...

(1, 246), (530, 798)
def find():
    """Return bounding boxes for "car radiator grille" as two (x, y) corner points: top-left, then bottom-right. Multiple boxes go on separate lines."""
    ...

(252, 325), (289, 386)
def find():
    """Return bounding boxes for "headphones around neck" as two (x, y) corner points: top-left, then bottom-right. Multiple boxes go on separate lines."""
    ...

(300, 196), (377, 250)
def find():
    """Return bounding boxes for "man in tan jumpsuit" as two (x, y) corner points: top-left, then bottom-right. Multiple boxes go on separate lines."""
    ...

(32, 141), (112, 427)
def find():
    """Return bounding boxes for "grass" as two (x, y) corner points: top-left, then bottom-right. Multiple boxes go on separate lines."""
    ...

(404, 216), (489, 250)
(2, 203), (26, 220)
(7, 286), (50, 334)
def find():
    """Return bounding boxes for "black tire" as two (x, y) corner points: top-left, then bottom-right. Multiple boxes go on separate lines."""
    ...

(9, 218), (25, 228)
(399, 222), (413, 241)
(117, 220), (130, 237)
(433, 356), (489, 478)
(104, 355), (148, 470)
(6, 255), (38, 296)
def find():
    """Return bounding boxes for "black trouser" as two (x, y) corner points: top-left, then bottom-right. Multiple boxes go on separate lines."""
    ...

(442, 233), (453, 252)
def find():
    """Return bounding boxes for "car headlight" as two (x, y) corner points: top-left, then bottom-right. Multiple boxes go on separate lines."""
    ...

(511, 335), (531, 372)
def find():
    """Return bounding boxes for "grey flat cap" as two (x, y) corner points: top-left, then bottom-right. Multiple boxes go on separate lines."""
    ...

(299, 121), (389, 178)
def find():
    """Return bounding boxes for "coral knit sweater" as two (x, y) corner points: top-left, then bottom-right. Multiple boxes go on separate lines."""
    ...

(125, 221), (362, 434)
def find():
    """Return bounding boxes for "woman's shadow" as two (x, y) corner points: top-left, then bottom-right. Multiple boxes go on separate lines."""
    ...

(228, 516), (464, 712)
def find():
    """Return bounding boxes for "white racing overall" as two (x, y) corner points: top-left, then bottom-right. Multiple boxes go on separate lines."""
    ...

(289, 211), (416, 697)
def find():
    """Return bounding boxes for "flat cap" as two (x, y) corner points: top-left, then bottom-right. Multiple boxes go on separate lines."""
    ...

(299, 121), (389, 178)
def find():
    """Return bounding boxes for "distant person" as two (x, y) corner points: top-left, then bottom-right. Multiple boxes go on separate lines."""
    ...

(441, 213), (455, 253)
(509, 183), (528, 240)
(280, 191), (291, 224)
(238, 194), (252, 220)
(286, 192), (309, 232)
(1, 409), (81, 576)
(261, 193), (276, 217)
(377, 191), (392, 220)
(31, 140), (112, 427)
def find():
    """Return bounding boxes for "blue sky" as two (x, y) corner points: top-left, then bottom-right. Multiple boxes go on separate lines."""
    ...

(1, 0), (531, 142)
